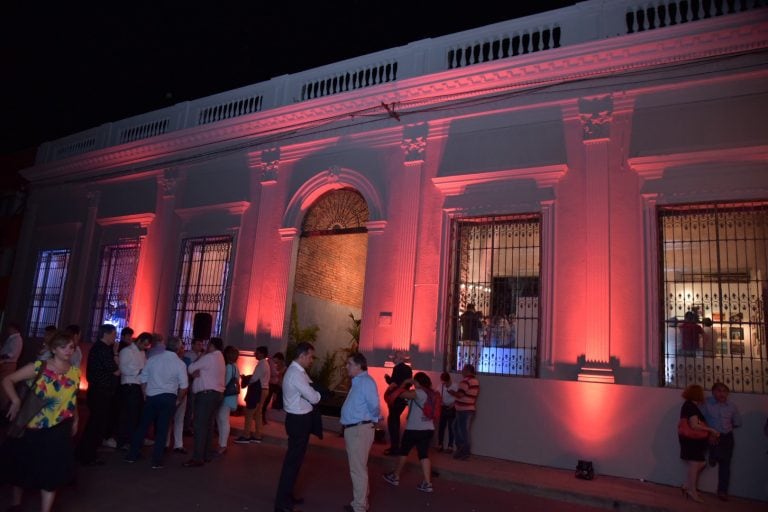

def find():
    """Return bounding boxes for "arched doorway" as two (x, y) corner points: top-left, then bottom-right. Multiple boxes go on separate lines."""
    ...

(291, 188), (369, 388)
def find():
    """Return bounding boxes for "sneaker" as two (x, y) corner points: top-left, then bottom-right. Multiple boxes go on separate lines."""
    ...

(151, 463), (165, 470)
(382, 472), (399, 486)
(416, 481), (433, 493)
(234, 436), (254, 444)
(102, 438), (117, 449)
(173, 447), (188, 454)
(251, 437), (263, 444)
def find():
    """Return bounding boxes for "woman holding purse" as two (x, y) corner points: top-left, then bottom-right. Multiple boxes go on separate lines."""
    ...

(1, 330), (80, 512)
(678, 384), (720, 503)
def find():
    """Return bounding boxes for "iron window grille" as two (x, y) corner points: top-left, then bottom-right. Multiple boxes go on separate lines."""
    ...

(446, 214), (541, 376)
(89, 241), (141, 341)
(660, 201), (768, 394)
(171, 235), (233, 345)
(28, 249), (70, 337)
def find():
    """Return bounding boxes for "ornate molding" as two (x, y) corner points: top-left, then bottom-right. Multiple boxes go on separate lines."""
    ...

(432, 164), (568, 196)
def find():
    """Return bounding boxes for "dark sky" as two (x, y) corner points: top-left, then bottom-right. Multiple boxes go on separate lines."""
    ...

(2, 1), (575, 154)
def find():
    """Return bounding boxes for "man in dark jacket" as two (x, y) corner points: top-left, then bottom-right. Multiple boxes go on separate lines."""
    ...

(77, 324), (120, 465)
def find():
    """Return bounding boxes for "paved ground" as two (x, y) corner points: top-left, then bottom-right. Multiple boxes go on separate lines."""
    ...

(1, 410), (765, 512)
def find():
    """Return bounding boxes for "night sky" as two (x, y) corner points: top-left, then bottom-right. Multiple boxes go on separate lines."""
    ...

(2, 1), (575, 154)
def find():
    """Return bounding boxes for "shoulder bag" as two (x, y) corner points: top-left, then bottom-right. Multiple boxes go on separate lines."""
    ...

(7, 362), (48, 438)
(677, 417), (709, 440)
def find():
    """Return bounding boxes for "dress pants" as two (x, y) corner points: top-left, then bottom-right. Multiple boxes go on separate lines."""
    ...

(117, 384), (144, 447)
(192, 390), (222, 461)
(344, 422), (375, 512)
(709, 432), (735, 494)
(275, 411), (313, 510)
(128, 393), (176, 465)
(77, 387), (115, 463)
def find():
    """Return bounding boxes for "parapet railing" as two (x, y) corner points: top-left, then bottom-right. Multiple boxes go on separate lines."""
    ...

(36, 0), (765, 164)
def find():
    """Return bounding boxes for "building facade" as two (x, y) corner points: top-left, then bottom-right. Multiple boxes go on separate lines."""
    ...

(10, 0), (768, 500)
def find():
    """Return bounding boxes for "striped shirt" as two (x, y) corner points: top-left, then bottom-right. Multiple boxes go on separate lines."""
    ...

(454, 375), (480, 412)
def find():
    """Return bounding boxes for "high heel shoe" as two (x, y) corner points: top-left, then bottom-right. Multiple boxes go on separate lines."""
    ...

(684, 490), (704, 503)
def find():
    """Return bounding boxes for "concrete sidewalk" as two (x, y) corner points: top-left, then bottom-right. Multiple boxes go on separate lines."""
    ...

(251, 411), (764, 512)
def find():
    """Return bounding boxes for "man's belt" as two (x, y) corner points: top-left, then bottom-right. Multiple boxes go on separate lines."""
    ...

(342, 420), (373, 428)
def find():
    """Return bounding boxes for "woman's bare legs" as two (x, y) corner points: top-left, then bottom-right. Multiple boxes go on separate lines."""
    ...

(41, 489), (56, 512)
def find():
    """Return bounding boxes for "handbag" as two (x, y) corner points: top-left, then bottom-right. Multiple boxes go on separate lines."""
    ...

(223, 365), (240, 396)
(677, 417), (709, 440)
(6, 362), (47, 438)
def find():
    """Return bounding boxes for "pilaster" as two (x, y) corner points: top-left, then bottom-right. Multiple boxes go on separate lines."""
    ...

(391, 123), (427, 352)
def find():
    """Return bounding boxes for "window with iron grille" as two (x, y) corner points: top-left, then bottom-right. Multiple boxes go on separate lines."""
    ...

(28, 249), (70, 337)
(660, 202), (768, 394)
(89, 241), (140, 340)
(170, 235), (233, 344)
(446, 214), (541, 376)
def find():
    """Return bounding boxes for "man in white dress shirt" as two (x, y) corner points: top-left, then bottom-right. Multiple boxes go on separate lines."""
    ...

(115, 332), (151, 449)
(274, 342), (320, 512)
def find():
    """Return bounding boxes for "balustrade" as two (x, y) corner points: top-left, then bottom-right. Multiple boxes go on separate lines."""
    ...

(36, 0), (765, 164)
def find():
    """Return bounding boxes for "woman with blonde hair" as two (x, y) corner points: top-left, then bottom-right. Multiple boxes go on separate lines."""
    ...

(679, 384), (720, 502)
(1, 330), (80, 512)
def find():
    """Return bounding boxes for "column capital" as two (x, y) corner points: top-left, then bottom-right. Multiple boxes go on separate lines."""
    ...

(249, 148), (281, 183)
(86, 190), (101, 207)
(157, 169), (179, 197)
(401, 123), (428, 166)
(578, 95), (614, 141)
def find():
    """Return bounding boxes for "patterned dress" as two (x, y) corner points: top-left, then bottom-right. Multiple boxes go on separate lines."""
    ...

(1, 360), (81, 491)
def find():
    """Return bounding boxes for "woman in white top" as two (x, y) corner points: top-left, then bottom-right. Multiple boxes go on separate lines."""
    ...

(437, 372), (458, 453)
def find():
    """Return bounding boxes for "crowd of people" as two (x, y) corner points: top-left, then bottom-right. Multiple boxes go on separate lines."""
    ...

(0, 321), (485, 512)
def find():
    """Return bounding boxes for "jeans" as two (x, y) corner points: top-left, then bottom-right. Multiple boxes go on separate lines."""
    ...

(454, 410), (475, 458)
(438, 406), (456, 448)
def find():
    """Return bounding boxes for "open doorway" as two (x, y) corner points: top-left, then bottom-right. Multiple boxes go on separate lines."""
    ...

(291, 188), (369, 389)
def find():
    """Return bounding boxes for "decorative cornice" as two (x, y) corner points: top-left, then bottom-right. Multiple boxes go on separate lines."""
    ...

(628, 145), (768, 180)
(20, 15), (768, 185)
(96, 213), (156, 228)
(175, 201), (251, 220)
(432, 164), (568, 196)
